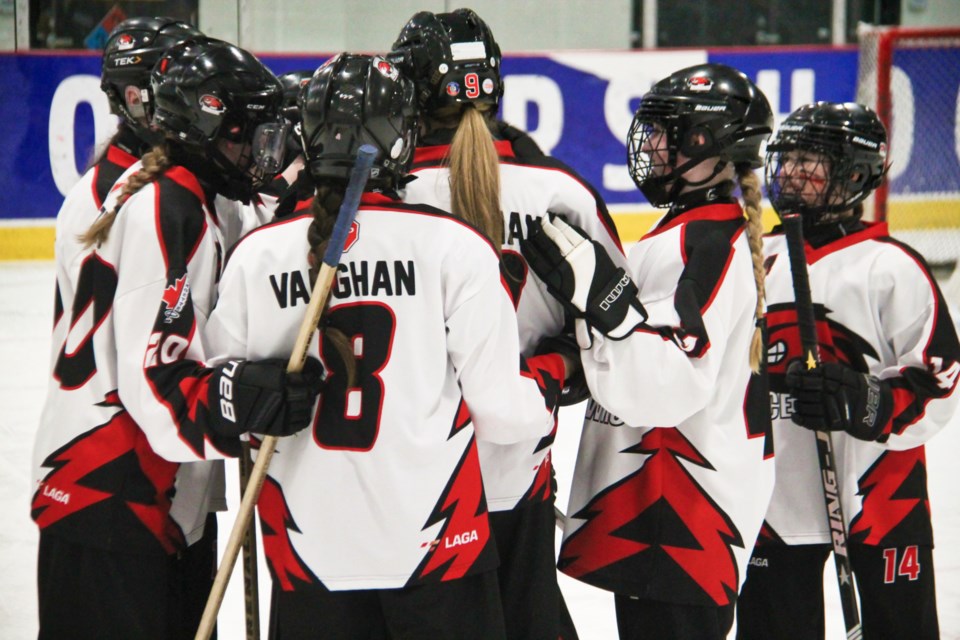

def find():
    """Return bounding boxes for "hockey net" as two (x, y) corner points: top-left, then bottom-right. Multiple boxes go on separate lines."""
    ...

(856, 25), (960, 269)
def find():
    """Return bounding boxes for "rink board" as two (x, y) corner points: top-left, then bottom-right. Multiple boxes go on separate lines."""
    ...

(1, 46), (954, 260)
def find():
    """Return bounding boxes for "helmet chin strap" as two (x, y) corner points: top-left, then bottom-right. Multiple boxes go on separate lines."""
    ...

(665, 157), (728, 203)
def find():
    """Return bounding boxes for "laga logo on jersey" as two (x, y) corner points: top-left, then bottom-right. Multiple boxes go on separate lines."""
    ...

(161, 275), (190, 323)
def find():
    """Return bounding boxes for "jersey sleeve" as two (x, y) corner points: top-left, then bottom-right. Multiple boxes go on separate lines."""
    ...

(204, 249), (251, 366)
(582, 223), (751, 427)
(871, 246), (960, 449)
(113, 182), (238, 462)
(444, 235), (559, 444)
(544, 160), (626, 264)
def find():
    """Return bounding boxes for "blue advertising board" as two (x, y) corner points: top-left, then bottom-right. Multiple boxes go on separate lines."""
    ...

(0, 48), (864, 225)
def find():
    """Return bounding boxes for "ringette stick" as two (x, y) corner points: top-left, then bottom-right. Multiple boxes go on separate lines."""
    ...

(196, 144), (378, 640)
(782, 213), (862, 640)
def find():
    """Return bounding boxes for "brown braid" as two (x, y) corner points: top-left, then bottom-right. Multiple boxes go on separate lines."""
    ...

(306, 185), (357, 386)
(79, 145), (171, 248)
(738, 167), (766, 374)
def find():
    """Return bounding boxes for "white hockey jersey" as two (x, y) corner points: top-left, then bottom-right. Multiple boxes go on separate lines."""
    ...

(557, 201), (774, 607)
(402, 136), (627, 511)
(204, 194), (562, 591)
(32, 159), (266, 553)
(760, 221), (960, 548)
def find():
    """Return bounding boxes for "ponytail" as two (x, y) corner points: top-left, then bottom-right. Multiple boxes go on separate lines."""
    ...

(446, 105), (503, 249)
(79, 145), (171, 248)
(306, 185), (357, 386)
(738, 167), (766, 374)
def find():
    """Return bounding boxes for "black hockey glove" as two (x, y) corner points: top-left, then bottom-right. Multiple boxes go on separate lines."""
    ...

(535, 333), (589, 406)
(209, 357), (325, 439)
(520, 217), (646, 342)
(785, 361), (892, 441)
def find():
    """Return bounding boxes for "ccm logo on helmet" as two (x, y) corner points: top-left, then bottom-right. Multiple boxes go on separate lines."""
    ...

(199, 94), (226, 114)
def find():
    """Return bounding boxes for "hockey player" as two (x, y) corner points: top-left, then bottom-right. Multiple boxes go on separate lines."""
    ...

(522, 63), (774, 640)
(736, 102), (960, 640)
(31, 39), (323, 639)
(268, 69), (315, 220)
(392, 9), (624, 639)
(203, 52), (567, 640)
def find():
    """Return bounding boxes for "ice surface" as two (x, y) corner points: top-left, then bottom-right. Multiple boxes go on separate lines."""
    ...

(2, 262), (957, 639)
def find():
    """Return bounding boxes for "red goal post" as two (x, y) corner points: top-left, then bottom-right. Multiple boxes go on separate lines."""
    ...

(856, 25), (960, 267)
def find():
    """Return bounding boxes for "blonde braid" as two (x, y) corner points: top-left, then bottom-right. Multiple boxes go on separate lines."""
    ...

(79, 146), (171, 248)
(738, 168), (766, 374)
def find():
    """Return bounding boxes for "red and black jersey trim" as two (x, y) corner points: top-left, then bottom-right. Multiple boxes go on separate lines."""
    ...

(31, 392), (184, 554)
(258, 476), (323, 591)
(558, 428), (744, 607)
(408, 436), (497, 585)
(849, 448), (933, 547)
(654, 205), (745, 359)
(92, 144), (138, 210)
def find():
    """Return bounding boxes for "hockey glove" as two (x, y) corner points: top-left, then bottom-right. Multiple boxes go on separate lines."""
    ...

(535, 333), (589, 406)
(520, 217), (647, 342)
(785, 361), (892, 441)
(209, 357), (325, 439)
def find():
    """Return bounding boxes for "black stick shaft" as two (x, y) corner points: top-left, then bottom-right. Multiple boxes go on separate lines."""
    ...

(782, 214), (862, 638)
(239, 442), (260, 640)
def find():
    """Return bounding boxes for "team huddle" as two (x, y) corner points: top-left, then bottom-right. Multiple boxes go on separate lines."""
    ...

(30, 8), (959, 640)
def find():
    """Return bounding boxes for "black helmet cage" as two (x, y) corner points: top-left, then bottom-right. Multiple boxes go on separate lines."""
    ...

(100, 17), (204, 142)
(300, 54), (418, 193)
(390, 8), (502, 111)
(765, 102), (888, 225)
(151, 40), (287, 201)
(626, 63), (773, 207)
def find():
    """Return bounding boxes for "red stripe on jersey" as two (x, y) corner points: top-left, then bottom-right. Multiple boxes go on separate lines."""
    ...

(805, 222), (888, 264)
(90, 164), (104, 210)
(164, 166), (207, 204)
(642, 203), (744, 240)
(105, 144), (138, 171)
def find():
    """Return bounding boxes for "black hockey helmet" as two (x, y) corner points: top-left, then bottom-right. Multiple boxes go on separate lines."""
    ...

(100, 17), (204, 142)
(278, 69), (314, 155)
(278, 70), (314, 124)
(765, 102), (888, 225)
(151, 39), (287, 202)
(626, 63), (773, 207)
(390, 8), (502, 111)
(300, 53), (417, 192)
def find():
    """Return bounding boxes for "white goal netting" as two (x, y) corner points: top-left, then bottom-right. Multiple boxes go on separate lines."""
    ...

(856, 24), (960, 270)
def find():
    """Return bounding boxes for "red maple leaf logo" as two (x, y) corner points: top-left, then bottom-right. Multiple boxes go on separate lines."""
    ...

(162, 275), (187, 310)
